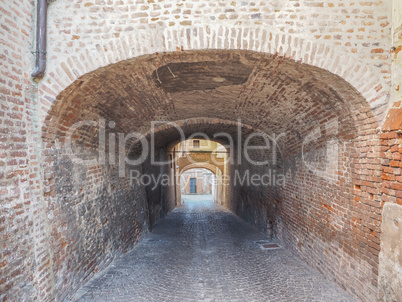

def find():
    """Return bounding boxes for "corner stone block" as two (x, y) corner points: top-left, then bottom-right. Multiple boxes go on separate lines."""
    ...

(378, 203), (402, 302)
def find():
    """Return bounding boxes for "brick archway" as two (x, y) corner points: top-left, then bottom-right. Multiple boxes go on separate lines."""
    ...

(39, 27), (389, 127)
(39, 49), (382, 301)
(180, 163), (222, 176)
(178, 157), (227, 205)
(1, 0), (397, 301)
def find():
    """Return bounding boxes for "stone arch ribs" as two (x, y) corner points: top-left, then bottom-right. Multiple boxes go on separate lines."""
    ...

(39, 27), (389, 128)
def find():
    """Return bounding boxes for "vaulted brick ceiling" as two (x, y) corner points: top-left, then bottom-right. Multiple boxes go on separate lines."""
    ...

(46, 50), (372, 157)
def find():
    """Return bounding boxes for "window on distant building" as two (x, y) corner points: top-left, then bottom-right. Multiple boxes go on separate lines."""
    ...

(193, 140), (200, 148)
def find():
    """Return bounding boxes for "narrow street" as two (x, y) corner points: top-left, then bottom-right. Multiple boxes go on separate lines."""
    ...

(74, 196), (356, 302)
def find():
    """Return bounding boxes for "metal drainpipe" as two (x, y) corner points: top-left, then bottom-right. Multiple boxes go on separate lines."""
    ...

(31, 0), (48, 79)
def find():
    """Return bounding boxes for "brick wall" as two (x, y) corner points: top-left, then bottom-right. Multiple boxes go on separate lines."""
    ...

(43, 148), (150, 300)
(141, 146), (169, 228)
(0, 0), (398, 301)
(378, 2), (402, 298)
(229, 105), (381, 301)
(39, 0), (392, 125)
(0, 0), (46, 300)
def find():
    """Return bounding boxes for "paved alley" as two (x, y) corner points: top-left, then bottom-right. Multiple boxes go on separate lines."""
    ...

(73, 197), (356, 302)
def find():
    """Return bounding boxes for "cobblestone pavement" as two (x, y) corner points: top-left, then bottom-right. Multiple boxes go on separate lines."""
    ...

(73, 197), (357, 302)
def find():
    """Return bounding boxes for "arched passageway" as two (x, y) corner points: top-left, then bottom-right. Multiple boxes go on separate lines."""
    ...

(180, 168), (215, 195)
(41, 50), (380, 301)
(174, 139), (229, 206)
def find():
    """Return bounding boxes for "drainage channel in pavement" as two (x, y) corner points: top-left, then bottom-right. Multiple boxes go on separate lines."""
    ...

(255, 240), (282, 250)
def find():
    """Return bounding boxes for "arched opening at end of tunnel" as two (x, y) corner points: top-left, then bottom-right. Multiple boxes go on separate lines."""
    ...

(174, 139), (229, 206)
(181, 169), (215, 197)
(41, 50), (381, 301)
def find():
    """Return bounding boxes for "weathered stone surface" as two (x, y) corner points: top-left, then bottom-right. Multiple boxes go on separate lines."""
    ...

(378, 203), (402, 302)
